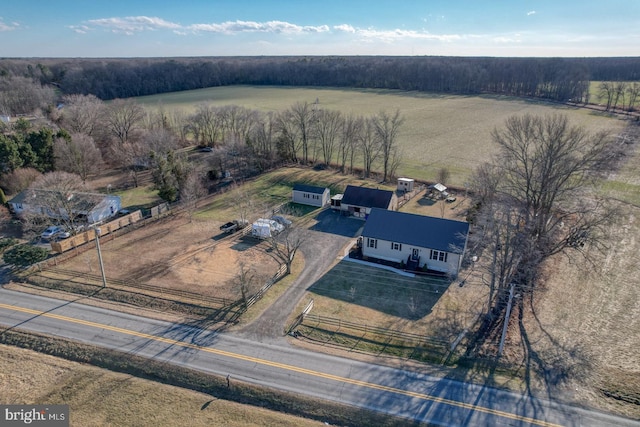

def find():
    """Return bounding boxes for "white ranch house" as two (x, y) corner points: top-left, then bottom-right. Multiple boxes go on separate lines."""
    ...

(9, 189), (121, 225)
(292, 184), (330, 207)
(360, 208), (469, 276)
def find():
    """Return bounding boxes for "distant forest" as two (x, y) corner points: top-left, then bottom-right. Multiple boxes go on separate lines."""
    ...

(2, 56), (640, 103)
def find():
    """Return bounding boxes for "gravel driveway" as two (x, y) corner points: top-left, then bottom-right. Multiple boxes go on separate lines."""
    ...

(235, 209), (363, 343)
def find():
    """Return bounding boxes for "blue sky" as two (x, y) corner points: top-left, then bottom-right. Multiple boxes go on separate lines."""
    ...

(1, 1), (638, 57)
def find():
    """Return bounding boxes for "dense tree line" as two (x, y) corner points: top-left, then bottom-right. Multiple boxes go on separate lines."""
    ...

(2, 56), (639, 106)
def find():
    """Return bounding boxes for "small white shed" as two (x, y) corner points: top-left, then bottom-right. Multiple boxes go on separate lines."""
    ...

(397, 178), (414, 192)
(292, 184), (330, 207)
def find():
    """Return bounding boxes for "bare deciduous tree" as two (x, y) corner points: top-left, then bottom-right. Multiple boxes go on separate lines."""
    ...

(233, 261), (257, 307)
(470, 113), (622, 322)
(268, 227), (305, 275)
(0, 76), (55, 116)
(180, 169), (207, 221)
(338, 114), (362, 174)
(248, 112), (279, 170)
(598, 82), (616, 111)
(289, 101), (314, 164)
(54, 133), (103, 182)
(436, 167), (450, 185)
(0, 167), (42, 195)
(372, 109), (404, 182)
(313, 109), (343, 166)
(60, 94), (105, 137)
(105, 99), (145, 146)
(275, 110), (300, 162)
(22, 171), (88, 234)
(625, 82), (640, 113)
(189, 103), (225, 148)
(360, 118), (380, 179)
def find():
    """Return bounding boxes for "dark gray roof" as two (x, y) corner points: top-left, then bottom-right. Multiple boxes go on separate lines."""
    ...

(341, 185), (394, 209)
(293, 184), (328, 194)
(362, 208), (469, 252)
(9, 189), (108, 211)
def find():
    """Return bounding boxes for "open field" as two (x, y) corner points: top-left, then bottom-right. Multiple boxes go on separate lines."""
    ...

(484, 199), (640, 420)
(134, 85), (627, 185)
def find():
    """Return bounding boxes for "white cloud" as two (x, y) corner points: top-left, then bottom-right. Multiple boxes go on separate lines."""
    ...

(356, 27), (461, 43)
(0, 18), (19, 32)
(527, 11), (536, 16)
(188, 20), (329, 35)
(68, 25), (91, 34)
(334, 24), (356, 33)
(86, 16), (181, 35)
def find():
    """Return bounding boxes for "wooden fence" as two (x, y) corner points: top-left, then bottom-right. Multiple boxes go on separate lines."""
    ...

(297, 313), (451, 363)
(245, 264), (287, 305)
(44, 266), (236, 308)
(50, 210), (143, 254)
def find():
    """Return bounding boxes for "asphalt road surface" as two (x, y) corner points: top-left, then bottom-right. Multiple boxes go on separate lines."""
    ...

(1, 288), (638, 427)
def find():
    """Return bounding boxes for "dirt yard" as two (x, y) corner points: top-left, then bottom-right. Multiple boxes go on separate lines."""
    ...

(60, 214), (281, 301)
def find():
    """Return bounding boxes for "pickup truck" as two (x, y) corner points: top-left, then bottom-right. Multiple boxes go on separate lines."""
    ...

(219, 219), (248, 233)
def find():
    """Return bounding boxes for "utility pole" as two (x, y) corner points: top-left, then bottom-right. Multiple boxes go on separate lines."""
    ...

(95, 227), (107, 288)
(498, 283), (516, 356)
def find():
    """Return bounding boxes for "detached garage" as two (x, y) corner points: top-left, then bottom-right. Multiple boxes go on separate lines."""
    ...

(292, 184), (330, 207)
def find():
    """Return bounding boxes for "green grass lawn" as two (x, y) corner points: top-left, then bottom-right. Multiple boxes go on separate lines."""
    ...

(134, 86), (627, 185)
(193, 167), (396, 221)
(114, 185), (162, 211)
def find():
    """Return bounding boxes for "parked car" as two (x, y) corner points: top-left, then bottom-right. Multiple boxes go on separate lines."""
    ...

(271, 215), (292, 228)
(219, 219), (249, 234)
(41, 226), (70, 241)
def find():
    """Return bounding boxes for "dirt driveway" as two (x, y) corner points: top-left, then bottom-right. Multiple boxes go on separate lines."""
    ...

(235, 209), (364, 342)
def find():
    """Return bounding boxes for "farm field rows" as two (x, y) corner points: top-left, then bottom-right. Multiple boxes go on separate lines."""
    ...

(134, 85), (627, 185)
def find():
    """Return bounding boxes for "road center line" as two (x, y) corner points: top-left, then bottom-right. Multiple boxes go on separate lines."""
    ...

(0, 302), (561, 427)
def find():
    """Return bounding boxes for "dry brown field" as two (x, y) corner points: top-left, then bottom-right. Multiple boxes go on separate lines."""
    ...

(0, 344), (325, 427)
(58, 215), (280, 302)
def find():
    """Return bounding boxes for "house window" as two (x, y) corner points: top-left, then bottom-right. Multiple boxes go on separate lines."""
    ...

(367, 238), (377, 249)
(430, 250), (448, 262)
(391, 242), (402, 251)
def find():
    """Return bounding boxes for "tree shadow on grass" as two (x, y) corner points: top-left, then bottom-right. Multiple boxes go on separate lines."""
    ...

(517, 294), (592, 402)
(306, 260), (451, 319)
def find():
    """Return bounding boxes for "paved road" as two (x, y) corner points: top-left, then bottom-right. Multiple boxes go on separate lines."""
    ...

(1, 288), (638, 427)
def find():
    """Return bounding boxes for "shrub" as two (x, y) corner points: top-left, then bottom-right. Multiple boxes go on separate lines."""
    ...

(0, 238), (18, 253)
(3, 244), (49, 267)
